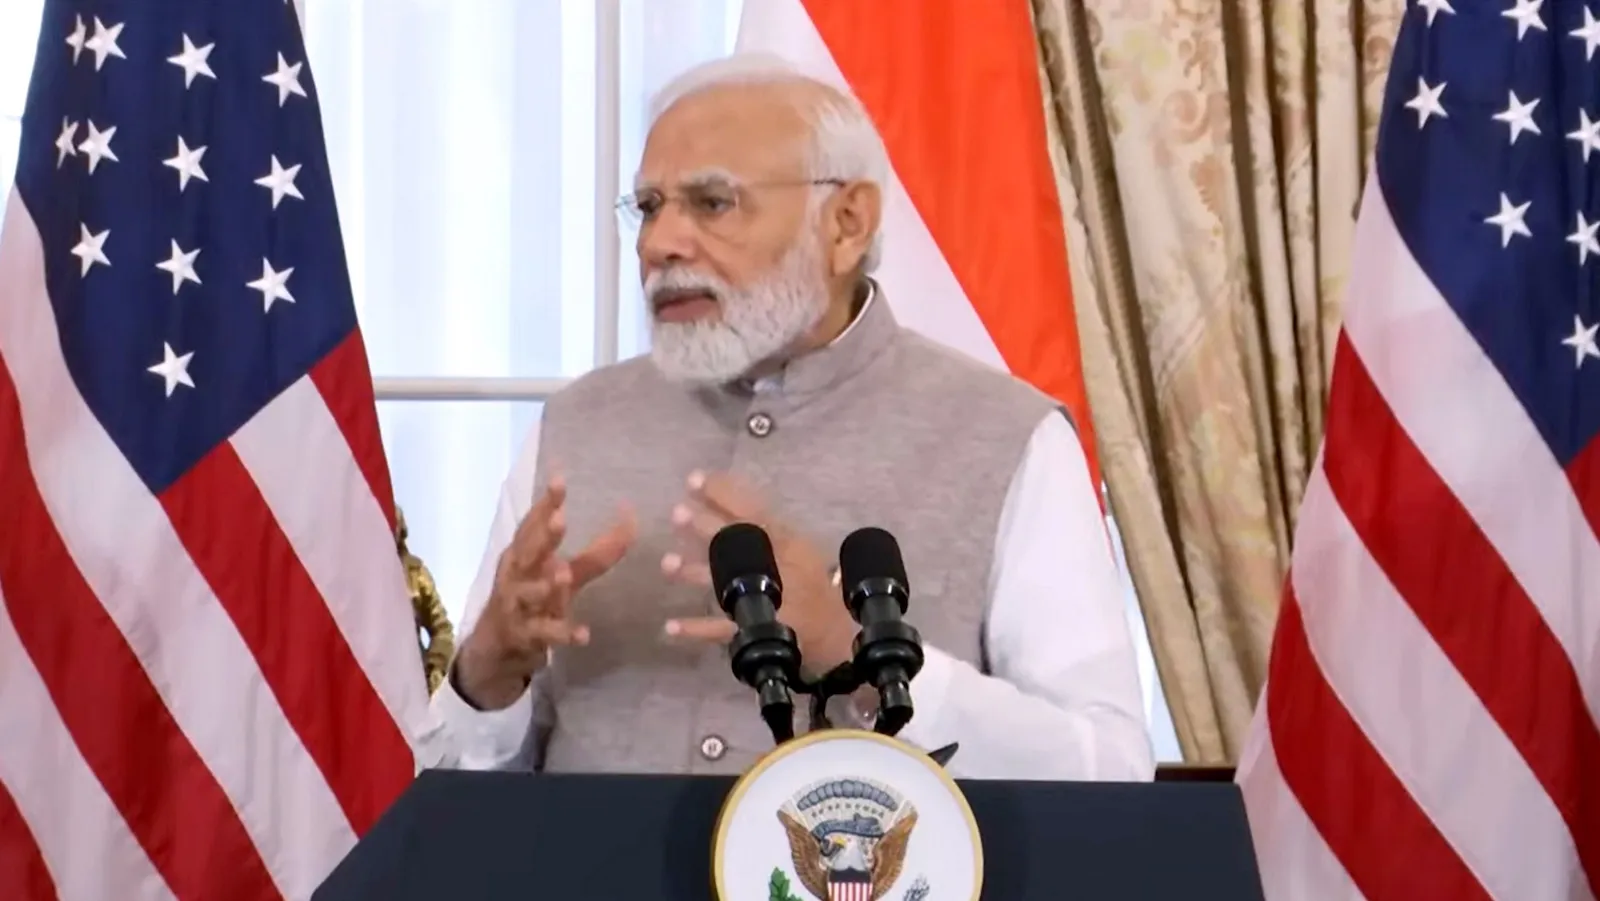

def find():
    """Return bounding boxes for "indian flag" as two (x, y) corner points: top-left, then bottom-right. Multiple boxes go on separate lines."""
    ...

(735, 0), (1098, 485)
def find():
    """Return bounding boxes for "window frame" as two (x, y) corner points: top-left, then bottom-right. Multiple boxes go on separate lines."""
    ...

(302, 0), (621, 404)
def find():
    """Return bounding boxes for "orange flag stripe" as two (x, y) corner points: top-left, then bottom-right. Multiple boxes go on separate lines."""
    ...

(800, 0), (1099, 486)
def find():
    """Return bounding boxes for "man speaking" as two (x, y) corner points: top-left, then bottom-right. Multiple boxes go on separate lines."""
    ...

(426, 54), (1154, 782)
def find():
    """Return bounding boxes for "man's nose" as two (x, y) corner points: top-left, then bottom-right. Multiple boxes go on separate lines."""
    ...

(637, 203), (701, 269)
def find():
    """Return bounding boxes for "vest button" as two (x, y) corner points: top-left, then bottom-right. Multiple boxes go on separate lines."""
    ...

(699, 734), (727, 761)
(747, 412), (773, 437)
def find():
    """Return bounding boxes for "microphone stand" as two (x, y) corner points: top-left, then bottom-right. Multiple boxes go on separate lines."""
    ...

(710, 522), (954, 765)
(726, 615), (801, 745)
(792, 658), (960, 768)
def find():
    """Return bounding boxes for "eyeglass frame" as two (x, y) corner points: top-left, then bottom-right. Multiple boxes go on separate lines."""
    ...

(615, 172), (848, 233)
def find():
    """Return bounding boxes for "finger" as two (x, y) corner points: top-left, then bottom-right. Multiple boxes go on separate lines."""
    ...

(663, 616), (737, 643)
(669, 499), (728, 543)
(501, 551), (573, 609)
(544, 558), (574, 617)
(525, 616), (590, 647)
(512, 476), (567, 547)
(500, 575), (559, 616)
(687, 470), (766, 523)
(569, 503), (637, 586)
(660, 552), (712, 588)
(505, 569), (585, 649)
(510, 494), (567, 574)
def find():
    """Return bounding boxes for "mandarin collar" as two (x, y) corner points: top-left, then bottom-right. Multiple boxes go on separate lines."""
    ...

(728, 278), (896, 399)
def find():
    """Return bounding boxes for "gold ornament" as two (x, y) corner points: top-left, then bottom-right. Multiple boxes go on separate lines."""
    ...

(396, 507), (454, 694)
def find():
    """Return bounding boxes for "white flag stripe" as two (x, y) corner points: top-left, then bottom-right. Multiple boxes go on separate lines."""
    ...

(1293, 469), (1589, 901)
(0, 195), (352, 895)
(0, 588), (173, 901)
(733, 0), (1007, 373)
(232, 377), (433, 746)
(1235, 696), (1370, 901)
(1342, 177), (1600, 721)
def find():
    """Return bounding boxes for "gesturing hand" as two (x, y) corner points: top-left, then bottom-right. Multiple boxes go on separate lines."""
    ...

(660, 470), (857, 677)
(456, 477), (635, 709)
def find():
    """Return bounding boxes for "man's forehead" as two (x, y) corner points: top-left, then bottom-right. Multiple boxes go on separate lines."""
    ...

(635, 83), (810, 187)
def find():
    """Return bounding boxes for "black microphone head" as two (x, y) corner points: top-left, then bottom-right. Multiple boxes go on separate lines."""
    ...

(838, 526), (909, 594)
(708, 522), (782, 613)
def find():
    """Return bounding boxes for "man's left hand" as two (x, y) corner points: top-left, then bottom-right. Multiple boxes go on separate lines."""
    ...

(660, 469), (857, 676)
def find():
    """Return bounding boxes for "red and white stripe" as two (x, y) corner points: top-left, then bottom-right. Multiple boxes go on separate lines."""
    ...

(828, 879), (872, 901)
(0, 189), (428, 898)
(1235, 172), (1600, 899)
(735, 0), (1099, 487)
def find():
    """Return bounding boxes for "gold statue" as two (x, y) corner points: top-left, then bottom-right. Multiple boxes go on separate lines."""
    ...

(396, 507), (454, 694)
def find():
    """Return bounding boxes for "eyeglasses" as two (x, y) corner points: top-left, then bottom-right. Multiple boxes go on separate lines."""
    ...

(615, 177), (845, 233)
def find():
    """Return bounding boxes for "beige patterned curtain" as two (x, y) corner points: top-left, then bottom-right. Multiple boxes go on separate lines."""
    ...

(1030, 0), (1405, 763)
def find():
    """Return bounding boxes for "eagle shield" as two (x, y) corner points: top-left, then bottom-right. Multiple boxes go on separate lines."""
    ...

(776, 777), (919, 901)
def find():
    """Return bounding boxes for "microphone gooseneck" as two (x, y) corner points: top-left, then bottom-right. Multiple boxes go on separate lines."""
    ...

(709, 523), (802, 745)
(838, 526), (924, 737)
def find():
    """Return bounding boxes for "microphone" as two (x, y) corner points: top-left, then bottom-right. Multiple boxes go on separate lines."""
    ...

(838, 527), (925, 737)
(708, 523), (802, 745)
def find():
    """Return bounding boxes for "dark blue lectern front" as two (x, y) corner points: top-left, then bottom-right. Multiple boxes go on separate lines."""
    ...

(312, 768), (1265, 900)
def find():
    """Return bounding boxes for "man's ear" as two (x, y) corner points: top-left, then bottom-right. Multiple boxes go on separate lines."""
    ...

(826, 180), (883, 276)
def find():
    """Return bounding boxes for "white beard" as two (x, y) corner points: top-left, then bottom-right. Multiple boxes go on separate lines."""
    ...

(644, 231), (829, 385)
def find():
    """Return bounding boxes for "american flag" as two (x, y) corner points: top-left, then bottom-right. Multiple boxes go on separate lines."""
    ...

(1235, 1), (1600, 899)
(0, 1), (430, 898)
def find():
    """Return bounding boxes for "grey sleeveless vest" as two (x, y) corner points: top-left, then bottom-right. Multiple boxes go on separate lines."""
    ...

(529, 285), (1058, 774)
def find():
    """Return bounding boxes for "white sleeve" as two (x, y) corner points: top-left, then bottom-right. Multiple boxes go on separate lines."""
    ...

(894, 411), (1156, 781)
(427, 416), (551, 771)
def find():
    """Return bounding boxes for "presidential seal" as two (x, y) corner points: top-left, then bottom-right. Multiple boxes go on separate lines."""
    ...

(776, 776), (918, 901)
(713, 729), (982, 901)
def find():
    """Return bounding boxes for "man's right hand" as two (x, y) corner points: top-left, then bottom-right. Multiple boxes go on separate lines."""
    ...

(455, 477), (635, 710)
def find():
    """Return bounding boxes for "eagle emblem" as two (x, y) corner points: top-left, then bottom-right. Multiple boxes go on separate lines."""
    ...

(773, 777), (922, 901)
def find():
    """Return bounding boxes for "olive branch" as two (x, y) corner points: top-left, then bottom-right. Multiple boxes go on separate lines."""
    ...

(768, 868), (803, 901)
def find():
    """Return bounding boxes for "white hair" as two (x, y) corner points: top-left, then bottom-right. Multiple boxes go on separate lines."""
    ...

(647, 53), (887, 274)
